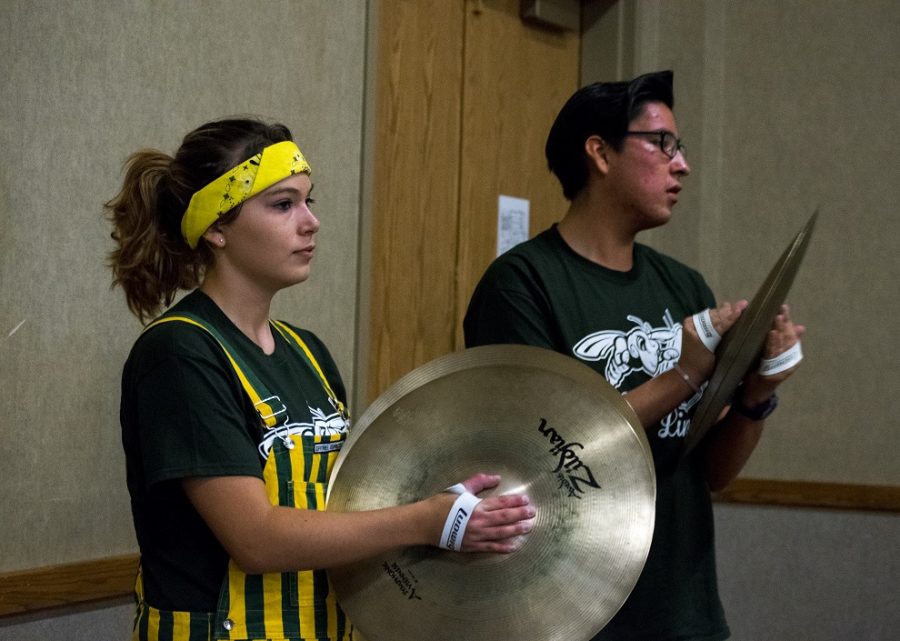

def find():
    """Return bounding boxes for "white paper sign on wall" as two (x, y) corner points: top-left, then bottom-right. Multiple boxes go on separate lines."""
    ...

(497, 195), (529, 256)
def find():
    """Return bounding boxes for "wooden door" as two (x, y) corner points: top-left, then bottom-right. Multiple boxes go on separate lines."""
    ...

(456, 0), (580, 347)
(365, 0), (580, 403)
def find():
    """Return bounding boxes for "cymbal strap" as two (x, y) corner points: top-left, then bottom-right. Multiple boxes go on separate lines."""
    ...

(692, 309), (721, 352)
(445, 483), (467, 495)
(439, 490), (482, 551)
(758, 341), (803, 376)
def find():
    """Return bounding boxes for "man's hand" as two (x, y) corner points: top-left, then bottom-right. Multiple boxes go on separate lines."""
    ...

(679, 300), (749, 383)
(740, 304), (806, 405)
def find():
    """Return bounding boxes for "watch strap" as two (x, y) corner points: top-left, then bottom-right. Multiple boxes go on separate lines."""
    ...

(732, 393), (779, 421)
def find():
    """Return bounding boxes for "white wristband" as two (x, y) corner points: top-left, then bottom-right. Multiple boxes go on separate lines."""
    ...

(439, 485), (482, 551)
(692, 309), (721, 352)
(758, 342), (803, 376)
(445, 483), (467, 495)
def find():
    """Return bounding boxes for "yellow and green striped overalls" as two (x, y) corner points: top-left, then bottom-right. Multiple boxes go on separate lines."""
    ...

(132, 314), (353, 641)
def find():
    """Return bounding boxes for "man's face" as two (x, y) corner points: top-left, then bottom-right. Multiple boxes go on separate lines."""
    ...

(605, 101), (690, 231)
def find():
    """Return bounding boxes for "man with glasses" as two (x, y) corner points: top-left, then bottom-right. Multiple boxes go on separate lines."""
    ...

(464, 71), (804, 640)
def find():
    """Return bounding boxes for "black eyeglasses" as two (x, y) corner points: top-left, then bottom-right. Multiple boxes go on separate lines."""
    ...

(623, 130), (686, 159)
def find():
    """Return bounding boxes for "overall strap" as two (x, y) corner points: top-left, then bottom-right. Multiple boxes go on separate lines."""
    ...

(143, 315), (281, 428)
(270, 319), (349, 421)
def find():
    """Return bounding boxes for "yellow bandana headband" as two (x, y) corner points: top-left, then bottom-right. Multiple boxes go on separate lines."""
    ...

(181, 140), (311, 248)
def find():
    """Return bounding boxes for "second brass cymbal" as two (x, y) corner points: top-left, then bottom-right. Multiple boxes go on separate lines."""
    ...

(684, 211), (817, 454)
(327, 344), (655, 641)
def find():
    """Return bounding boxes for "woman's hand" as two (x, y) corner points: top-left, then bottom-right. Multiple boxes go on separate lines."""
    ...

(431, 472), (535, 553)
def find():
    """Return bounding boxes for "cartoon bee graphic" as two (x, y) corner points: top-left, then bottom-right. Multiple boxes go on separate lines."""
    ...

(573, 310), (703, 439)
(255, 397), (350, 458)
(572, 310), (683, 388)
(308, 405), (350, 437)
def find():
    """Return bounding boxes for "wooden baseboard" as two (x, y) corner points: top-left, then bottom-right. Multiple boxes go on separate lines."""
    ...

(0, 553), (137, 618)
(2, 479), (898, 619)
(714, 478), (900, 512)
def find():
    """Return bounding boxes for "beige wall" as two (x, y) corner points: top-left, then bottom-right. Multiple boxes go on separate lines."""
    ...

(583, 0), (900, 485)
(0, 0), (367, 573)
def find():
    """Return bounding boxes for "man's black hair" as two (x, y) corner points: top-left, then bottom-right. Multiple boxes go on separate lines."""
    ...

(545, 70), (674, 200)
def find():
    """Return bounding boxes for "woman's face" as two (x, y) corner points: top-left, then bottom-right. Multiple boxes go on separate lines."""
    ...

(213, 172), (320, 293)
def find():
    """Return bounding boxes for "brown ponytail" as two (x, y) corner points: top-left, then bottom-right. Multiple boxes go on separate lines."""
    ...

(106, 150), (201, 322)
(105, 118), (294, 323)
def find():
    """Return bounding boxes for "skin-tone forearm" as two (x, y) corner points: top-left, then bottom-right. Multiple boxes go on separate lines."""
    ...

(624, 300), (748, 432)
(626, 372), (769, 488)
(702, 307), (804, 490)
(701, 371), (778, 491)
(183, 473), (534, 575)
(626, 302), (803, 493)
(621, 368), (699, 429)
(701, 411), (766, 492)
(701, 374), (776, 491)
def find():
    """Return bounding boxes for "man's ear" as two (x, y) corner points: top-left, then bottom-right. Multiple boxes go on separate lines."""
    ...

(584, 135), (611, 176)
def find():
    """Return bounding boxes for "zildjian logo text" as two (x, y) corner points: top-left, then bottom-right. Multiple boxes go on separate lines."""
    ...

(537, 418), (601, 498)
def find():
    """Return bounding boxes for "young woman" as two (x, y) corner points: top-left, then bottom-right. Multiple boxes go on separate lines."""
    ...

(107, 118), (534, 641)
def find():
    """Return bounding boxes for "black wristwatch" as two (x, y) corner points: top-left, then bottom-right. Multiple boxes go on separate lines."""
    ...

(731, 393), (779, 421)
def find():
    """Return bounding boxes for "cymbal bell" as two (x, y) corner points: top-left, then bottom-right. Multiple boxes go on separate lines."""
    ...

(683, 210), (818, 454)
(327, 344), (655, 641)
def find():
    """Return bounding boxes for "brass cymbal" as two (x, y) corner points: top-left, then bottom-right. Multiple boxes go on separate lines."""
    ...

(327, 344), (655, 641)
(683, 210), (818, 454)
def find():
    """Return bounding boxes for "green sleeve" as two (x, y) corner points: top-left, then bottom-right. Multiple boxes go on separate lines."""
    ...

(464, 257), (561, 350)
(129, 324), (264, 488)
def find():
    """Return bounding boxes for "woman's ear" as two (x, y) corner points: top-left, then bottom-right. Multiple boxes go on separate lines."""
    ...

(584, 135), (611, 176)
(202, 226), (226, 249)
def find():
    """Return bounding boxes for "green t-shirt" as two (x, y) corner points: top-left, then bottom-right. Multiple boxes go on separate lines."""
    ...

(464, 225), (729, 641)
(121, 290), (348, 613)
